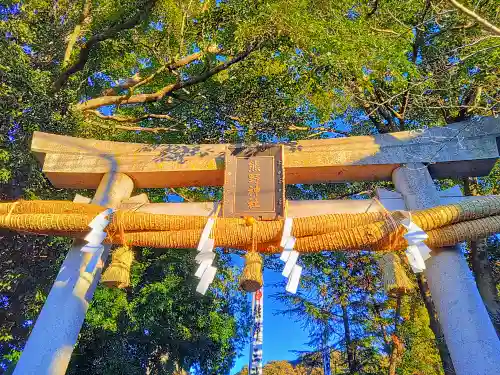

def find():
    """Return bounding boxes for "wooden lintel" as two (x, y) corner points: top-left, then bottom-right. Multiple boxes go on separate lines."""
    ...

(32, 117), (500, 189)
(119, 195), (496, 217)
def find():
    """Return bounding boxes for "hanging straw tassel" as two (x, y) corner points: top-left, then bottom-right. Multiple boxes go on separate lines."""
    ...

(240, 251), (263, 292)
(239, 217), (264, 292)
(378, 253), (414, 296)
(101, 244), (134, 289)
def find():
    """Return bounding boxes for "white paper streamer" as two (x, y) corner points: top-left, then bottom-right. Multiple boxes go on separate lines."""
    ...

(195, 262), (209, 278)
(282, 250), (299, 278)
(278, 216), (302, 293)
(406, 245), (426, 272)
(88, 208), (113, 230)
(197, 217), (215, 252)
(279, 237), (296, 262)
(402, 221), (431, 273)
(286, 265), (302, 294)
(417, 242), (432, 261)
(280, 218), (293, 247)
(280, 250), (291, 262)
(194, 208), (219, 293)
(196, 265), (217, 295)
(403, 222), (428, 244)
(200, 238), (215, 253)
(82, 209), (114, 254)
(195, 251), (216, 264)
(84, 230), (107, 245)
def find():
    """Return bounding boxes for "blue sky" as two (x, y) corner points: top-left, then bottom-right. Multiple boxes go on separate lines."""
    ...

(166, 193), (313, 373)
(229, 263), (311, 374)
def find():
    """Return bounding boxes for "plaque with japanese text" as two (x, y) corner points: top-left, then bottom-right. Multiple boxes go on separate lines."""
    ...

(223, 145), (285, 219)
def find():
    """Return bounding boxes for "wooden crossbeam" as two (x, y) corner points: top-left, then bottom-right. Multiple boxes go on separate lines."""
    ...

(116, 189), (494, 217)
(32, 117), (500, 189)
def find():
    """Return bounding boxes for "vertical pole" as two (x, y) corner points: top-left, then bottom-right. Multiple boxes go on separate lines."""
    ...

(393, 163), (500, 375)
(14, 173), (134, 375)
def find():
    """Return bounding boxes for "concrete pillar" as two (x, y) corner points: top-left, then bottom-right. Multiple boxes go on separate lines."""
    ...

(393, 163), (500, 375)
(14, 173), (134, 375)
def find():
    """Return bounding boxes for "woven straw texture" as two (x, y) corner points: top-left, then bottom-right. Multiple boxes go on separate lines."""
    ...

(101, 245), (135, 289)
(1, 197), (499, 253)
(239, 252), (263, 292)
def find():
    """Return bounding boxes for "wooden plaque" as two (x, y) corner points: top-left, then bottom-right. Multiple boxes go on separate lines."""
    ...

(223, 145), (285, 219)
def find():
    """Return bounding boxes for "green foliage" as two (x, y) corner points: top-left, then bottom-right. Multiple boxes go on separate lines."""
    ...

(1, 0), (499, 373)
(68, 248), (250, 374)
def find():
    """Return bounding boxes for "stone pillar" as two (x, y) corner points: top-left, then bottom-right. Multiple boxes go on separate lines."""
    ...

(14, 173), (134, 375)
(393, 163), (500, 375)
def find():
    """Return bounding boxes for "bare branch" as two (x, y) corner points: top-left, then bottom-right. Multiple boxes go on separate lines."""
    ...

(288, 124), (350, 137)
(52, 0), (158, 93)
(75, 45), (256, 111)
(86, 112), (180, 133)
(96, 124), (179, 133)
(84, 109), (180, 123)
(448, 0), (500, 36)
(370, 27), (399, 35)
(169, 188), (194, 202)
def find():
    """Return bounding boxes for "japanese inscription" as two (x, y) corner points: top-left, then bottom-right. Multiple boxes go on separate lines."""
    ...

(223, 145), (284, 219)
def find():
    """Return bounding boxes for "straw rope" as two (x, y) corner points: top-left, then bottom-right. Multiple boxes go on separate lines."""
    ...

(0, 197), (499, 253)
(2, 197), (498, 237)
(0, 211), (387, 239)
(411, 196), (500, 231)
(96, 214), (499, 253)
(0, 200), (103, 215)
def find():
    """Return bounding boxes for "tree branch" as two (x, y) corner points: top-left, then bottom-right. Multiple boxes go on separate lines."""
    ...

(75, 45), (256, 111)
(370, 27), (399, 35)
(288, 124), (350, 137)
(103, 45), (221, 96)
(84, 109), (180, 123)
(367, 0), (379, 17)
(101, 72), (142, 96)
(169, 188), (194, 202)
(95, 123), (179, 133)
(448, 0), (500, 36)
(63, 0), (92, 67)
(52, 0), (158, 93)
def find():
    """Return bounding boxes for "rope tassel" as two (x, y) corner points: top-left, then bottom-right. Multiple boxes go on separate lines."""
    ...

(240, 217), (263, 292)
(101, 244), (134, 289)
(240, 252), (263, 292)
(378, 253), (414, 296)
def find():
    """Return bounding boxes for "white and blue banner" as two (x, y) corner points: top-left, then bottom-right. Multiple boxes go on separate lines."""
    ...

(248, 288), (263, 375)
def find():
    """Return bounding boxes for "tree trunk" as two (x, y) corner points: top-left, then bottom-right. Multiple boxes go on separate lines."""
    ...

(341, 304), (356, 374)
(388, 295), (403, 375)
(63, 0), (92, 67)
(373, 301), (391, 354)
(416, 274), (456, 375)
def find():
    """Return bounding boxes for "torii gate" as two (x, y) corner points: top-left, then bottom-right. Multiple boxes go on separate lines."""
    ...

(12, 117), (500, 375)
